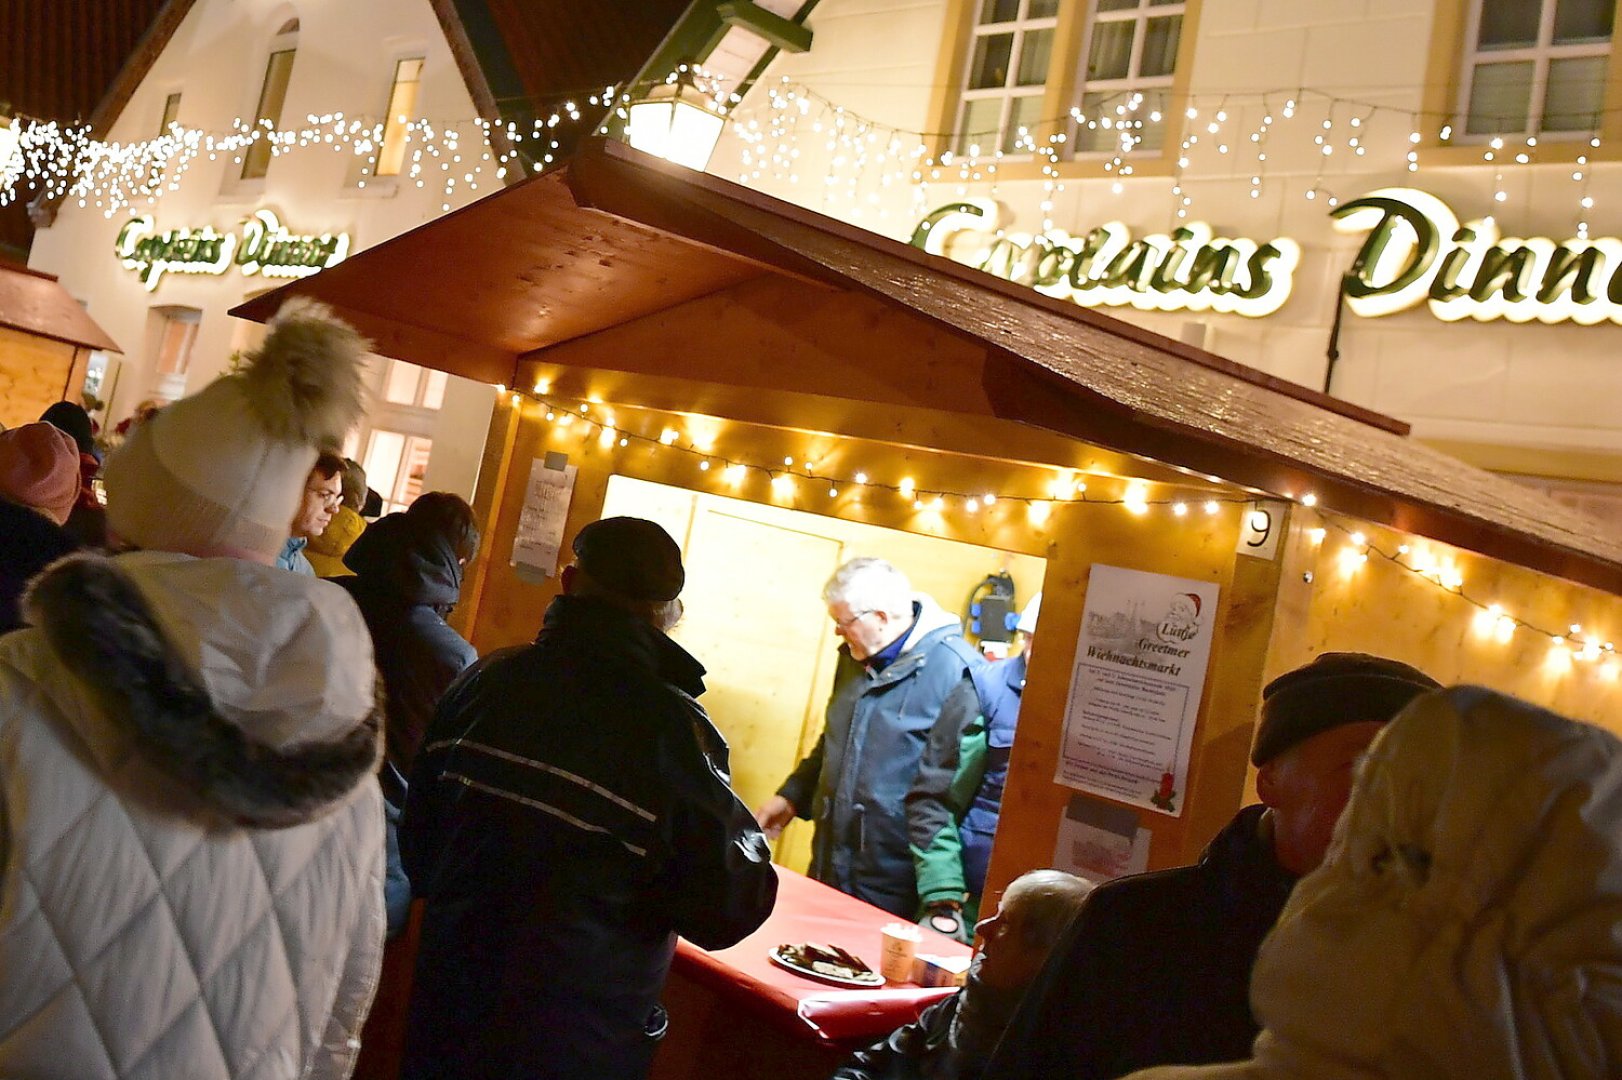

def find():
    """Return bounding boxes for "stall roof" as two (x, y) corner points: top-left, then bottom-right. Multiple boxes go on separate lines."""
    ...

(233, 139), (1622, 596)
(0, 261), (120, 351)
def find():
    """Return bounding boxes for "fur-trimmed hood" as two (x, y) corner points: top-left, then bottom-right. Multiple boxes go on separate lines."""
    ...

(23, 550), (382, 828)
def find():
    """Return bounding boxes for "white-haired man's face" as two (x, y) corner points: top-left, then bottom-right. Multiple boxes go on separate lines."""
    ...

(973, 888), (1055, 992)
(828, 599), (907, 661)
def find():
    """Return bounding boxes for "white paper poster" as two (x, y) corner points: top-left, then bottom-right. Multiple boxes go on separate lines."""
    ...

(1052, 795), (1152, 884)
(511, 452), (577, 575)
(1054, 565), (1220, 817)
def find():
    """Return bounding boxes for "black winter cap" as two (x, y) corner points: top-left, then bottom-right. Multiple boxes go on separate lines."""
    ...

(40, 401), (97, 459)
(1251, 652), (1441, 765)
(571, 516), (685, 602)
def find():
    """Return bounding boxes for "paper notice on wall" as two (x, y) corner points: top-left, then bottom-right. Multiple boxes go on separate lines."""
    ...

(511, 452), (577, 575)
(1054, 565), (1220, 817)
(1052, 795), (1151, 884)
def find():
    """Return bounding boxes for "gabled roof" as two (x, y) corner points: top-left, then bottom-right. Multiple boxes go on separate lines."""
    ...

(232, 139), (1622, 597)
(0, 261), (120, 351)
(433, 0), (696, 147)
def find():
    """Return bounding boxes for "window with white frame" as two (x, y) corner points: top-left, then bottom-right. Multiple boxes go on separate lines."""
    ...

(382, 358), (449, 409)
(363, 430), (434, 515)
(1070, 0), (1184, 154)
(377, 58), (424, 177)
(1460, 0), (1614, 137)
(149, 306), (201, 403)
(241, 19), (299, 180)
(954, 0), (1060, 156)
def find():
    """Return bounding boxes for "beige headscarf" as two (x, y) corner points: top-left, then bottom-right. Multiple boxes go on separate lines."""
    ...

(1128, 685), (1622, 1080)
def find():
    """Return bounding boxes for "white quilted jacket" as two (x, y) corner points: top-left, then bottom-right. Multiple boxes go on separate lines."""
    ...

(1127, 685), (1622, 1080)
(0, 551), (386, 1079)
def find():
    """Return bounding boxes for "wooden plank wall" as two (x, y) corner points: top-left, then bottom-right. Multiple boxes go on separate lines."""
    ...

(0, 325), (80, 428)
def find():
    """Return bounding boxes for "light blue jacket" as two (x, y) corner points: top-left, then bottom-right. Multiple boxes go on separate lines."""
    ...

(276, 536), (315, 576)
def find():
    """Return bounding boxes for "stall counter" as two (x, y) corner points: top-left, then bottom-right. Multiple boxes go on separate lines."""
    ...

(652, 865), (973, 1080)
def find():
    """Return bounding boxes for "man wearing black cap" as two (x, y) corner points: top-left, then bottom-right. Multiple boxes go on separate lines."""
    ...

(400, 516), (779, 1080)
(981, 652), (1440, 1080)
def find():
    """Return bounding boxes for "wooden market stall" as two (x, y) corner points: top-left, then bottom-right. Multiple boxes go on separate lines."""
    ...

(0, 260), (120, 428)
(236, 138), (1622, 1077)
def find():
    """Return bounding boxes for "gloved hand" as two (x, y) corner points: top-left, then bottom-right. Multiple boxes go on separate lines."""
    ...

(918, 901), (971, 943)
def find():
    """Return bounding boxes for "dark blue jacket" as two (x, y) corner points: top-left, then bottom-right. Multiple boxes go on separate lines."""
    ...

(982, 804), (1295, 1079)
(961, 652), (1025, 896)
(335, 512), (477, 781)
(401, 595), (778, 1080)
(780, 599), (982, 917)
(335, 511), (478, 937)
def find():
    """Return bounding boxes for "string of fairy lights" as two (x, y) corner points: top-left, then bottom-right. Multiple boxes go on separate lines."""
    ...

(0, 68), (741, 218)
(723, 81), (1609, 236)
(503, 387), (1620, 680)
(503, 385), (1257, 520)
(0, 73), (1610, 235)
(1308, 510), (1618, 680)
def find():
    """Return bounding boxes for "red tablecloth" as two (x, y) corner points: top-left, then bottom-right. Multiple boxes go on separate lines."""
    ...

(673, 866), (972, 1047)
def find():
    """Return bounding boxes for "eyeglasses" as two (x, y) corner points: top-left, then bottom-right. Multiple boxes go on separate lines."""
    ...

(306, 486), (343, 510)
(832, 608), (875, 631)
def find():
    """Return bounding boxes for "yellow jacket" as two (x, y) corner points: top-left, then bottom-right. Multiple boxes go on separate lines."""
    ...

(305, 506), (366, 578)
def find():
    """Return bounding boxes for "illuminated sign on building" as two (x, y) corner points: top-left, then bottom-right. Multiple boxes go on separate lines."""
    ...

(115, 209), (350, 290)
(910, 199), (1300, 319)
(915, 190), (1622, 328)
(1331, 188), (1622, 325)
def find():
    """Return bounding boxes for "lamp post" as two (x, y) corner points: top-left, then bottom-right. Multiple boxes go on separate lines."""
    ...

(625, 77), (726, 171)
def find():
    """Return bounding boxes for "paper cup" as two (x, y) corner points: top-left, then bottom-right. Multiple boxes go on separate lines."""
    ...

(880, 922), (921, 983)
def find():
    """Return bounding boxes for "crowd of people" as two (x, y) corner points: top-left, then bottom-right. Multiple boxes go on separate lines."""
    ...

(0, 300), (1620, 1080)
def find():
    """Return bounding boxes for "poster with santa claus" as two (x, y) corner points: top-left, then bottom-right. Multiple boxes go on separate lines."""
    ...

(1054, 564), (1221, 816)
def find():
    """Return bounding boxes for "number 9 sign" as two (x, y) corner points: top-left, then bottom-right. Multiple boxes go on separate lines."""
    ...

(1236, 501), (1284, 560)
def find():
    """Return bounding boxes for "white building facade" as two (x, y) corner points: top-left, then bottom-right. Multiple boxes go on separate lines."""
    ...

(27, 0), (500, 506)
(703, 0), (1622, 519)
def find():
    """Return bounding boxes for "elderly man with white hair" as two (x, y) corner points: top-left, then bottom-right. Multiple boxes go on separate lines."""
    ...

(834, 869), (1094, 1080)
(757, 557), (985, 929)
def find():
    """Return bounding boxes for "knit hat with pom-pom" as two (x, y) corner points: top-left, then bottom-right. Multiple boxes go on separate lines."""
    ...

(104, 299), (368, 561)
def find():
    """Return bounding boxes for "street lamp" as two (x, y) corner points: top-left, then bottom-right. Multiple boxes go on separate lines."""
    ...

(625, 79), (726, 171)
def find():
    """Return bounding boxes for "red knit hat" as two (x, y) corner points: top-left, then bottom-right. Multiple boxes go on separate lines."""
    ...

(0, 422), (81, 524)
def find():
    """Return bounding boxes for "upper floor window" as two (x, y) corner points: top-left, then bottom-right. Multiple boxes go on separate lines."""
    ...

(1070, 0), (1184, 154)
(377, 58), (424, 177)
(954, 0), (1059, 156)
(242, 19), (300, 180)
(949, 0), (1188, 159)
(383, 358), (449, 409)
(158, 92), (182, 137)
(1460, 0), (1614, 137)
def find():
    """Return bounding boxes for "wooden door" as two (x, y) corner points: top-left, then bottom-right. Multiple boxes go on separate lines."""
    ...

(671, 508), (844, 871)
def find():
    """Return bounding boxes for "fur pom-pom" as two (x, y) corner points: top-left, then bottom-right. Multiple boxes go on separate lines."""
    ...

(239, 298), (369, 446)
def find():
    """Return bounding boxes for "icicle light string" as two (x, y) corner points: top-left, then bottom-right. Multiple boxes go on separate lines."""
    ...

(508, 388), (1255, 518)
(1311, 512), (1619, 679)
(725, 80), (1608, 228)
(5, 76), (1608, 226)
(0, 66), (742, 218)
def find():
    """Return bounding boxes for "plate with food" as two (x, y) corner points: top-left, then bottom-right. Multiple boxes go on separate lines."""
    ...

(768, 942), (886, 988)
